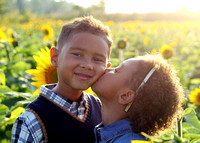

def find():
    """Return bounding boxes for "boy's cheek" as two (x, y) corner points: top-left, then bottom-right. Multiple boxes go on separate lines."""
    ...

(94, 66), (105, 80)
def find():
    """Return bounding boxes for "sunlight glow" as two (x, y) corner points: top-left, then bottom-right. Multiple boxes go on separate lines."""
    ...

(105, 0), (200, 14)
(65, 0), (200, 14)
(66, 0), (100, 8)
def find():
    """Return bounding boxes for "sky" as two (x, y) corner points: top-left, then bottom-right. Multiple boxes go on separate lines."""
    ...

(65, 0), (200, 14)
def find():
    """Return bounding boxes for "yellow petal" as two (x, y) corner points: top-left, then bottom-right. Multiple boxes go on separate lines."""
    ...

(31, 81), (46, 87)
(33, 88), (40, 95)
(84, 87), (94, 94)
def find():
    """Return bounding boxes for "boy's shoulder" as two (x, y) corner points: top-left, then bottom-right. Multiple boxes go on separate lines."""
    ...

(14, 109), (39, 127)
(18, 109), (36, 119)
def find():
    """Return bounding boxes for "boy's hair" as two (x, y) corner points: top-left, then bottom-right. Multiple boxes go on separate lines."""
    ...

(57, 16), (113, 57)
(129, 54), (184, 136)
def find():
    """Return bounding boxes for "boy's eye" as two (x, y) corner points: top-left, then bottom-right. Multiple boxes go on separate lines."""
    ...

(94, 57), (101, 61)
(94, 57), (105, 63)
(73, 53), (81, 57)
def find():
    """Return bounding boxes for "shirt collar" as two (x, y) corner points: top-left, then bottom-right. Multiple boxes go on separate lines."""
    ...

(95, 118), (133, 142)
(40, 84), (86, 109)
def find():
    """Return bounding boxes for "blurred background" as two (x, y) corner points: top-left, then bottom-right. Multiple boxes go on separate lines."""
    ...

(2, 0), (200, 21)
(1, 0), (200, 142)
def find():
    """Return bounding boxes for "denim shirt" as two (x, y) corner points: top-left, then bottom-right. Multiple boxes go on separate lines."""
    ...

(94, 118), (147, 143)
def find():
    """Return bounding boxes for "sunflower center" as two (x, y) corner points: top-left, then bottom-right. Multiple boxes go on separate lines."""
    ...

(45, 66), (58, 84)
(197, 92), (200, 102)
(43, 29), (49, 36)
(164, 50), (171, 55)
(163, 49), (172, 59)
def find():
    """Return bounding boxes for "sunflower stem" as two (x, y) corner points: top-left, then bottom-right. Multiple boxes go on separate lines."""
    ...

(3, 42), (11, 62)
(176, 117), (182, 138)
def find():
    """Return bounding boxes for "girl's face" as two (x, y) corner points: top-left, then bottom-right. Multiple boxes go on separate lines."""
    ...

(92, 58), (140, 101)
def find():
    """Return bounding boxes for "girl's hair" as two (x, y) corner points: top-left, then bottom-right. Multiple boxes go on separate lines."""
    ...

(129, 54), (184, 136)
(57, 16), (113, 57)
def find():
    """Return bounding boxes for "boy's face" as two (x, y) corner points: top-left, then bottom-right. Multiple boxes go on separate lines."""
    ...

(53, 32), (110, 91)
(92, 58), (140, 101)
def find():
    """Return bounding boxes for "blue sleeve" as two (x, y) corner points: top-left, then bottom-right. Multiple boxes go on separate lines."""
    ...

(11, 116), (34, 143)
(11, 111), (44, 143)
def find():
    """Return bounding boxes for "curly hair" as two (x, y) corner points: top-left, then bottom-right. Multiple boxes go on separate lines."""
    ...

(57, 16), (113, 57)
(129, 54), (185, 136)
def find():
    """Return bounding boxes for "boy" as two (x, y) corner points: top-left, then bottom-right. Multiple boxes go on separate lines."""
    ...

(11, 16), (112, 143)
(92, 54), (184, 143)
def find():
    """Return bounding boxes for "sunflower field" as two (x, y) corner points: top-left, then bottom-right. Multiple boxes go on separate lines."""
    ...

(1, 16), (200, 142)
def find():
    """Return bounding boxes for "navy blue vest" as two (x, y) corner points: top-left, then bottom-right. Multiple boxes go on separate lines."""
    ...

(26, 94), (102, 143)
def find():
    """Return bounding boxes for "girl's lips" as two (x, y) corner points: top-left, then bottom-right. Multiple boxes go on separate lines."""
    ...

(75, 73), (92, 80)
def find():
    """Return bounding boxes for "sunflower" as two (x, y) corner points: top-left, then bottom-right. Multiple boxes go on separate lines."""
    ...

(26, 47), (57, 95)
(0, 30), (7, 41)
(8, 29), (18, 47)
(26, 47), (93, 95)
(151, 49), (157, 55)
(117, 40), (126, 49)
(143, 36), (150, 46)
(159, 45), (172, 59)
(189, 87), (200, 106)
(139, 27), (146, 33)
(42, 25), (53, 41)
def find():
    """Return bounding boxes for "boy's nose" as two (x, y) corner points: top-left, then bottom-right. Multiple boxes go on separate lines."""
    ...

(80, 60), (93, 70)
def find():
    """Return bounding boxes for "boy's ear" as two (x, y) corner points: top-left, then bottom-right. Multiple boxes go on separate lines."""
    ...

(118, 90), (136, 105)
(106, 62), (111, 68)
(50, 47), (58, 67)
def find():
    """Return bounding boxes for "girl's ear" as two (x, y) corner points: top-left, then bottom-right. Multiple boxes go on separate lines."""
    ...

(106, 62), (111, 68)
(50, 47), (58, 67)
(118, 90), (136, 105)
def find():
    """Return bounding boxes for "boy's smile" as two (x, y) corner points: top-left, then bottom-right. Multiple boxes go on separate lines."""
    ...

(52, 32), (110, 96)
(74, 69), (93, 80)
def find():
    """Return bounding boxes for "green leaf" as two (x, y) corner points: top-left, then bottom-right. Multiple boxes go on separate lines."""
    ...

(11, 61), (31, 73)
(4, 91), (33, 98)
(161, 133), (174, 141)
(0, 104), (9, 116)
(1, 95), (26, 109)
(10, 107), (25, 119)
(192, 139), (200, 143)
(183, 134), (200, 141)
(183, 122), (194, 129)
(4, 107), (25, 126)
(174, 132), (186, 142)
(184, 127), (200, 134)
(0, 69), (6, 86)
(0, 104), (9, 124)
(184, 108), (200, 129)
(0, 85), (11, 94)
(0, 138), (9, 143)
(5, 130), (11, 138)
